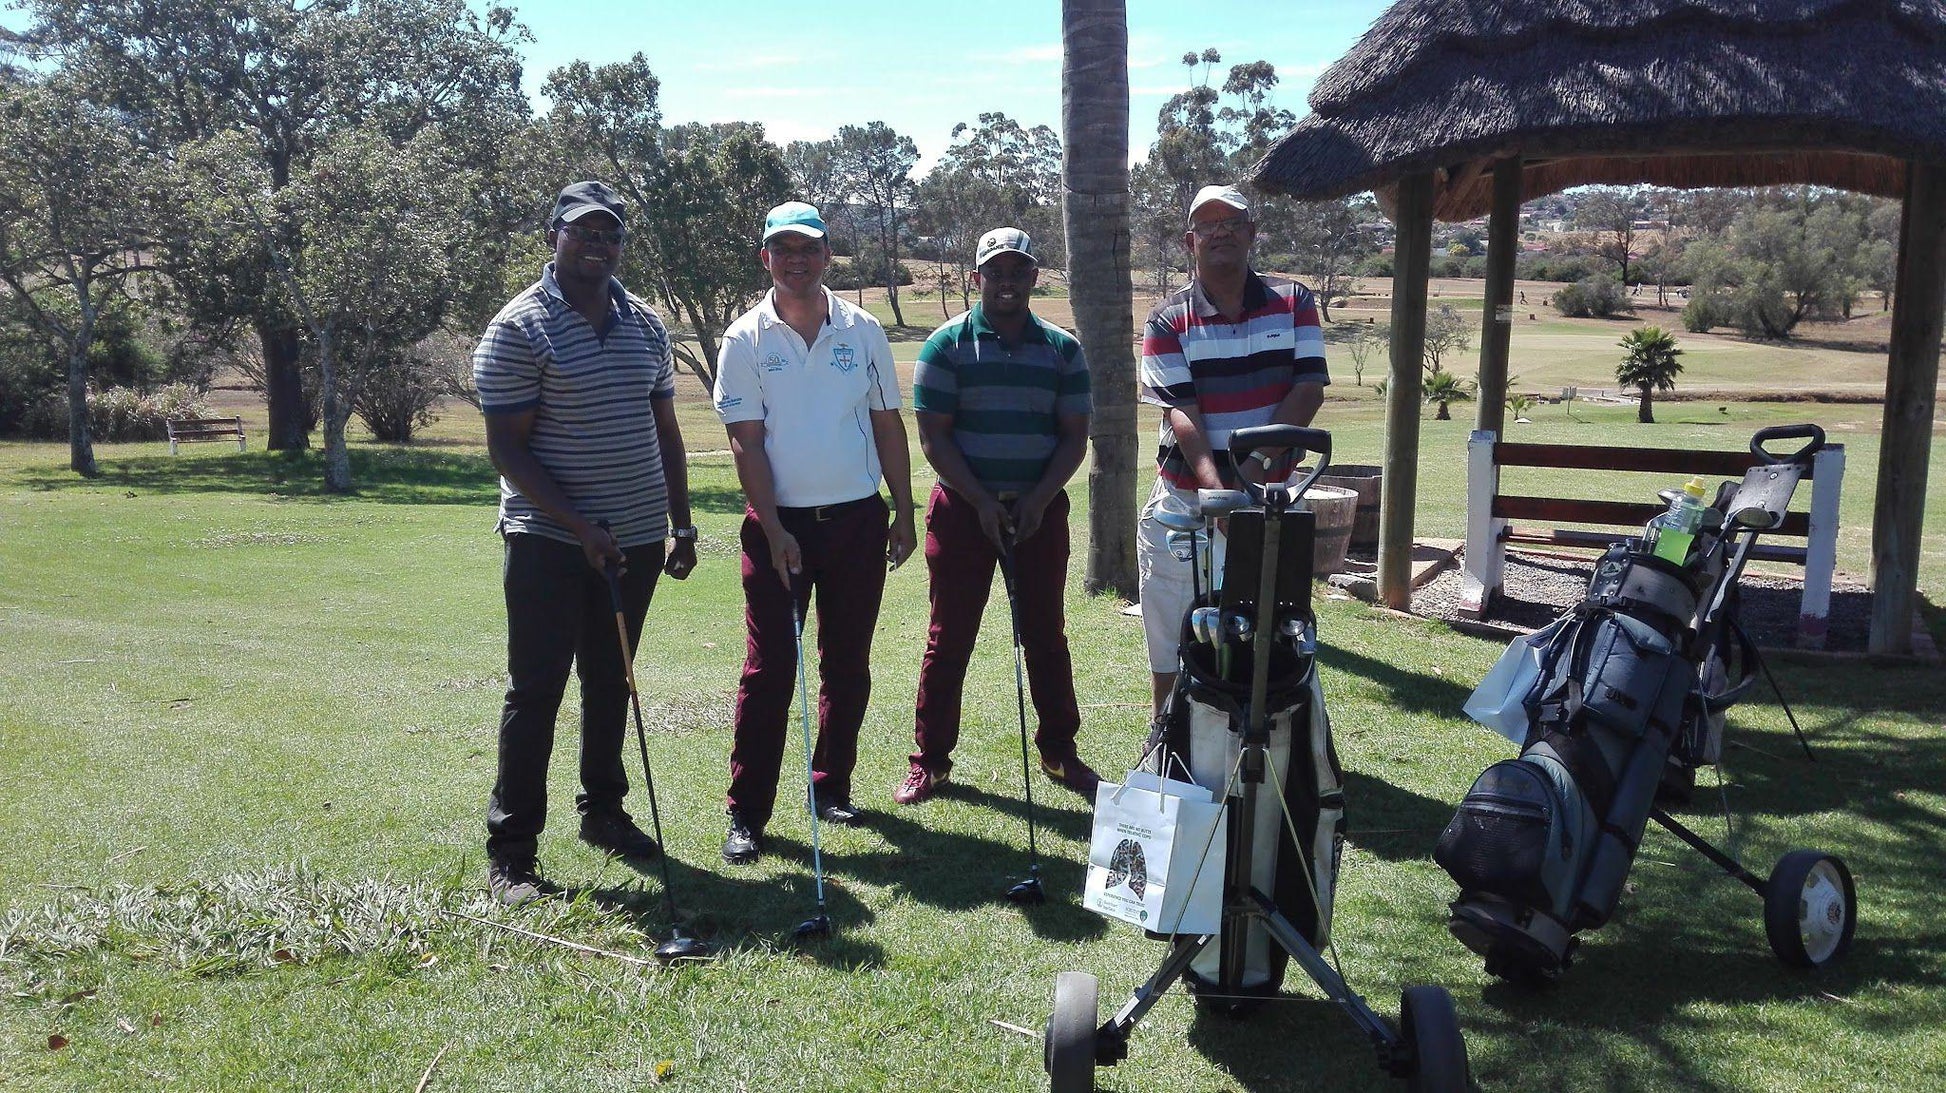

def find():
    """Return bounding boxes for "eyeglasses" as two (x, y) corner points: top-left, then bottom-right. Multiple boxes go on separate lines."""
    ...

(1189, 216), (1251, 239)
(558, 222), (626, 246)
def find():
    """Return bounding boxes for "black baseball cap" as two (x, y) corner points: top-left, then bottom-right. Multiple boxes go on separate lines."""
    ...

(551, 181), (626, 226)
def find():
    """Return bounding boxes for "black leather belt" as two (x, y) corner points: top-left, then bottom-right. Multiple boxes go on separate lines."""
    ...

(780, 494), (880, 522)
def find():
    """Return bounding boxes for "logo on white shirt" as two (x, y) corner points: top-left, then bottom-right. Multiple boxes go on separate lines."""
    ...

(763, 353), (788, 373)
(833, 344), (856, 373)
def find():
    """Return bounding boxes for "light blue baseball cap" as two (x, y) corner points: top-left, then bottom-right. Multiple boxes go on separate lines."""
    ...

(762, 201), (828, 242)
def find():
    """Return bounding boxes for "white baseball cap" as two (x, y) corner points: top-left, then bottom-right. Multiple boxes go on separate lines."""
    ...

(1186, 184), (1251, 225)
(975, 227), (1035, 268)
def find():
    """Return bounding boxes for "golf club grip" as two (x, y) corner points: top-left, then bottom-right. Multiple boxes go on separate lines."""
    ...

(1228, 424), (1329, 466)
(1750, 423), (1824, 466)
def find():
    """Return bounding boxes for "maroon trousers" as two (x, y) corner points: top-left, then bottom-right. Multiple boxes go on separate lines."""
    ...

(727, 494), (888, 829)
(911, 484), (1081, 773)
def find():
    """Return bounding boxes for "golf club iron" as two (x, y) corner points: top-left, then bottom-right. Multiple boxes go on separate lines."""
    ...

(998, 542), (1046, 906)
(789, 594), (833, 940)
(602, 561), (714, 963)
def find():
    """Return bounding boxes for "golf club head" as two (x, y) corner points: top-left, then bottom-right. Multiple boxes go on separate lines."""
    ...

(1196, 489), (1251, 518)
(1004, 877), (1046, 905)
(792, 914), (832, 941)
(653, 933), (715, 963)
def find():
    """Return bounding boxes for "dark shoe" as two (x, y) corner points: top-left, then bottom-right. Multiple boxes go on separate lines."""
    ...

(893, 764), (950, 806)
(579, 809), (660, 861)
(722, 812), (762, 864)
(1040, 755), (1102, 799)
(487, 858), (556, 908)
(812, 794), (865, 826)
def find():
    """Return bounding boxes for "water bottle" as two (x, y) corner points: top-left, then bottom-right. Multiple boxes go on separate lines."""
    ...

(1649, 476), (1710, 565)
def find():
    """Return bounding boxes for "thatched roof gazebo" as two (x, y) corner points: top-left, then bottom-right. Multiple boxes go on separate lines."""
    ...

(1251, 0), (1946, 654)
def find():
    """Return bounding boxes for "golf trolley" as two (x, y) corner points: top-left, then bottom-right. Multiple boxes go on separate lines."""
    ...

(1046, 425), (1469, 1092)
(1437, 424), (1858, 983)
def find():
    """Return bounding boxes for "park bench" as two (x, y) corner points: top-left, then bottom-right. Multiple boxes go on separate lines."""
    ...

(165, 416), (247, 455)
(1459, 429), (1846, 648)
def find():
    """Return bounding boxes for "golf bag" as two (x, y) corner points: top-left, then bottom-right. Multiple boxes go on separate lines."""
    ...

(1150, 504), (1347, 999)
(1436, 546), (1705, 977)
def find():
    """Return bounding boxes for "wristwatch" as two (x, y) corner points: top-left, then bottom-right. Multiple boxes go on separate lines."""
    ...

(671, 526), (699, 542)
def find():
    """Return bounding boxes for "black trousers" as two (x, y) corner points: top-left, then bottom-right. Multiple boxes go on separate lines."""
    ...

(486, 532), (663, 865)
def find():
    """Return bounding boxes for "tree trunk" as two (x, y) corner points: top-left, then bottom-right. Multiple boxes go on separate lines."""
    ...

(1435, 400), (1451, 421)
(317, 328), (353, 492)
(1062, 0), (1136, 598)
(66, 327), (98, 478)
(1638, 385), (1655, 423)
(262, 322), (310, 451)
(883, 221), (906, 327)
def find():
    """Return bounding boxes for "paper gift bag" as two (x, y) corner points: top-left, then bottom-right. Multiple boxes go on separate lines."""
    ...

(1082, 771), (1226, 934)
(1463, 615), (1571, 746)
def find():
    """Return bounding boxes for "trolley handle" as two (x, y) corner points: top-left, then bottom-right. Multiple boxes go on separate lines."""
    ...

(1750, 423), (1824, 467)
(1227, 424), (1331, 502)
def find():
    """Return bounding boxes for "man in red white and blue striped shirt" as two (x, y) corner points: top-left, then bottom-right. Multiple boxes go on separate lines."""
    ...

(1136, 184), (1330, 717)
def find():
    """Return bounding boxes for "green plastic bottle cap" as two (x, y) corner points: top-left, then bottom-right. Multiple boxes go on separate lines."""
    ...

(1683, 476), (1708, 499)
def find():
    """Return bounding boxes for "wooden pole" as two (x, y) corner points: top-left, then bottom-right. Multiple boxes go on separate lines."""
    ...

(1378, 171), (1435, 610)
(1474, 158), (1521, 436)
(1870, 161), (1946, 655)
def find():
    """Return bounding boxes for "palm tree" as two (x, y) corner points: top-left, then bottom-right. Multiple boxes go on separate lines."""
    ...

(1062, 0), (1137, 596)
(1617, 326), (1684, 423)
(1423, 370), (1475, 420)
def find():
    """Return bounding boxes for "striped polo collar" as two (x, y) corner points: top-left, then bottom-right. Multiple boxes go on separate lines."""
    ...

(966, 304), (1052, 346)
(1188, 268), (1272, 320)
(538, 262), (628, 319)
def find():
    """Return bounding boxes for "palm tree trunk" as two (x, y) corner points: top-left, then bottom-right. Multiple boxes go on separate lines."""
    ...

(1063, 0), (1135, 598)
(1639, 385), (1654, 423)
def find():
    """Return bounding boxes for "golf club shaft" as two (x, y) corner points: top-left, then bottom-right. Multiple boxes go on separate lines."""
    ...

(1000, 545), (1041, 870)
(792, 598), (828, 911)
(603, 566), (683, 928)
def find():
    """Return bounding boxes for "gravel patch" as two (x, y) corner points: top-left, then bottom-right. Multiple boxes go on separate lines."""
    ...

(1411, 549), (1876, 652)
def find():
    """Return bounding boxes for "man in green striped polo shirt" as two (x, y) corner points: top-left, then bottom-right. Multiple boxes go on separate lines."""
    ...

(897, 227), (1099, 806)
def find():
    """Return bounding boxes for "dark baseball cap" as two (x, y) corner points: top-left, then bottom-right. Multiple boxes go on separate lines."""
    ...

(551, 181), (626, 226)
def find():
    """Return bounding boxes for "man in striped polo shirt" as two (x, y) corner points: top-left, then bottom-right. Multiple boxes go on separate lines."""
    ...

(895, 227), (1098, 806)
(1137, 185), (1329, 718)
(473, 181), (698, 906)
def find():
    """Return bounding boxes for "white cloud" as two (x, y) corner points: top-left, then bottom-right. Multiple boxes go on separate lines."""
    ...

(688, 53), (800, 73)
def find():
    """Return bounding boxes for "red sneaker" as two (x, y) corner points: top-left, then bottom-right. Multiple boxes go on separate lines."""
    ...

(893, 764), (949, 805)
(1040, 755), (1102, 799)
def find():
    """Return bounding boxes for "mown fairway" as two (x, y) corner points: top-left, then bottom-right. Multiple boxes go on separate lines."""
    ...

(3, 308), (1943, 1091)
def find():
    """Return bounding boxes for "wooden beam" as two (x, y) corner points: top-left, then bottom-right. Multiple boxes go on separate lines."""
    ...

(1379, 171), (1435, 609)
(1871, 161), (1946, 654)
(1474, 158), (1521, 436)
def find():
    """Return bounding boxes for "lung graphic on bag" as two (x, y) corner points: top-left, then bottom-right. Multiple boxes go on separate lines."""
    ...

(1107, 839), (1148, 899)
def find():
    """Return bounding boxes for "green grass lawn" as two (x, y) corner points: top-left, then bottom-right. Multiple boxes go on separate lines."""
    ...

(3, 395), (1944, 1091)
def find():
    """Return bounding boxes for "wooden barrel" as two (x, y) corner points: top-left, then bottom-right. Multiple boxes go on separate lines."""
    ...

(1317, 464), (1382, 551)
(1301, 485), (1359, 575)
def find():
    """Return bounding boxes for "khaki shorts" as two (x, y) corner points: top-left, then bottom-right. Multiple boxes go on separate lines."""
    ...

(1135, 478), (1227, 674)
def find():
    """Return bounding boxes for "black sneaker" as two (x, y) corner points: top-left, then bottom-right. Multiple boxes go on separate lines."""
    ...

(722, 811), (762, 865)
(812, 794), (865, 827)
(487, 858), (555, 908)
(579, 810), (660, 861)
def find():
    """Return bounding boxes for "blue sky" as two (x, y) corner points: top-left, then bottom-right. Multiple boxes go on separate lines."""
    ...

(500, 0), (1393, 167)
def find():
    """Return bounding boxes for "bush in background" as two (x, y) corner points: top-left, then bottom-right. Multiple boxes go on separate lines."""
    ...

(1552, 276), (1631, 318)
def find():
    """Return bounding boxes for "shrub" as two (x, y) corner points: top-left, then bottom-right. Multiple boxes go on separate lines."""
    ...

(1681, 294), (1727, 333)
(1552, 276), (1631, 318)
(85, 383), (210, 442)
(825, 258), (914, 291)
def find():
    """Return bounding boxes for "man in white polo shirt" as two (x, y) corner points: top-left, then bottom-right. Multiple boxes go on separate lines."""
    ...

(712, 201), (916, 864)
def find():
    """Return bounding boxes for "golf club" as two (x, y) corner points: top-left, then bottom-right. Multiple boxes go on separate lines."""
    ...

(789, 593), (833, 940)
(997, 541), (1046, 906)
(602, 560), (714, 963)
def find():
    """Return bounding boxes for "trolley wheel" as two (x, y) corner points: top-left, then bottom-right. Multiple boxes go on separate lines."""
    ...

(1764, 850), (1856, 968)
(1399, 985), (1469, 1092)
(1045, 971), (1099, 1092)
